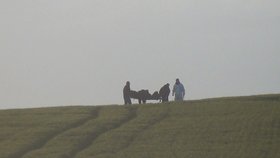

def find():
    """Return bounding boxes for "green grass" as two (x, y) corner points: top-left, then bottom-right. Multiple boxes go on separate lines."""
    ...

(0, 94), (280, 158)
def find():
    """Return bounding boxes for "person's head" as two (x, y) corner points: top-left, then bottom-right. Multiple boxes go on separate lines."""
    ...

(175, 78), (180, 85)
(166, 83), (170, 87)
(126, 81), (130, 86)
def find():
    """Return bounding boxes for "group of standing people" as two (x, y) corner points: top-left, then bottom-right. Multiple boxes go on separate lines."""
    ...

(123, 78), (185, 105)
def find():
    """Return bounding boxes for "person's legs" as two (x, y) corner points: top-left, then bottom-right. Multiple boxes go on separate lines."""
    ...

(124, 96), (132, 105)
(165, 95), (169, 102)
(127, 97), (131, 104)
(175, 95), (183, 101)
(162, 96), (168, 102)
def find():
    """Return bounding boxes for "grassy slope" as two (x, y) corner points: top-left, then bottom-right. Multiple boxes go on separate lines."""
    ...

(0, 94), (279, 158)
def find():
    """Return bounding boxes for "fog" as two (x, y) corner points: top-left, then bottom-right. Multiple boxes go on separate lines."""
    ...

(1, 0), (280, 109)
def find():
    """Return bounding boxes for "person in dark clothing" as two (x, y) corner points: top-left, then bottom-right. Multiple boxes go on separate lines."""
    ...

(159, 83), (170, 102)
(123, 81), (132, 105)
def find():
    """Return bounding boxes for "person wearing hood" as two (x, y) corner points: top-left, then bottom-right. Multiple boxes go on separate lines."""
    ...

(172, 78), (185, 101)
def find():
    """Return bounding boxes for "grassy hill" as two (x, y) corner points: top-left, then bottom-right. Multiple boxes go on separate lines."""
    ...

(0, 94), (279, 158)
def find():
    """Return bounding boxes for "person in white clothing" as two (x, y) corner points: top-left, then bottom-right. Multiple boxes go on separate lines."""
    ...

(172, 78), (185, 101)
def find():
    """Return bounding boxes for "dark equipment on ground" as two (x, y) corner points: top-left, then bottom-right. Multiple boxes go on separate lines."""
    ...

(129, 90), (161, 104)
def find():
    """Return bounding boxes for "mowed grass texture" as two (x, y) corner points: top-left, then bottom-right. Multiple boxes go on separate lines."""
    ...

(0, 94), (280, 158)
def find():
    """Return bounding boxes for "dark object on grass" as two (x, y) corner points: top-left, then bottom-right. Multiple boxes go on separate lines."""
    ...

(130, 90), (161, 104)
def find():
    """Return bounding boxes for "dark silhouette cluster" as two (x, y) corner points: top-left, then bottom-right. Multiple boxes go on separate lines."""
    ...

(123, 82), (170, 104)
(130, 90), (161, 104)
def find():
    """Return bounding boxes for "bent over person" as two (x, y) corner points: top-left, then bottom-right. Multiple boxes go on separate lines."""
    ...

(123, 81), (132, 105)
(172, 78), (185, 101)
(159, 83), (170, 102)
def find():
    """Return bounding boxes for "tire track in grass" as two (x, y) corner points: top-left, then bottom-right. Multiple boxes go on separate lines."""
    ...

(85, 108), (170, 158)
(9, 107), (101, 158)
(69, 106), (138, 158)
(116, 111), (169, 154)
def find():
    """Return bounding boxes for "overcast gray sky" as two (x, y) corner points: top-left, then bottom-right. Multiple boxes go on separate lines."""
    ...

(1, 0), (280, 109)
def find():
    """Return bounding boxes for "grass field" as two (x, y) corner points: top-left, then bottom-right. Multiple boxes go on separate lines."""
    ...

(0, 94), (279, 158)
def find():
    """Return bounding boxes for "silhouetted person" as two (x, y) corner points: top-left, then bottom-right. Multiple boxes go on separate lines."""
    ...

(172, 78), (185, 101)
(159, 83), (170, 102)
(123, 81), (131, 105)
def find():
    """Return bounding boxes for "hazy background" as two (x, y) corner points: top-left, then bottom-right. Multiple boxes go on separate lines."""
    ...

(1, 0), (280, 109)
